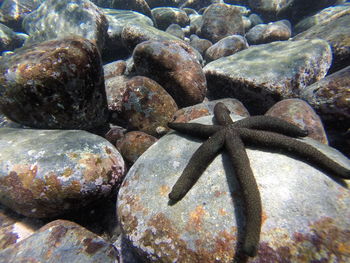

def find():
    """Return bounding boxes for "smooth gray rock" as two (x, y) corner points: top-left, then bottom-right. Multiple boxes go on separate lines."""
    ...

(117, 114), (350, 262)
(204, 39), (332, 114)
(22, 0), (108, 51)
(0, 128), (125, 218)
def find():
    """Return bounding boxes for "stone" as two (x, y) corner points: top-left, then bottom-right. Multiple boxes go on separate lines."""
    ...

(0, 220), (119, 262)
(180, 0), (222, 11)
(133, 40), (207, 107)
(105, 75), (129, 114)
(248, 13), (264, 27)
(294, 3), (350, 35)
(117, 114), (350, 263)
(0, 23), (25, 53)
(189, 34), (213, 55)
(116, 131), (158, 165)
(204, 35), (248, 62)
(0, 0), (45, 31)
(22, 0), (108, 51)
(293, 14), (350, 73)
(204, 39), (332, 114)
(152, 7), (189, 30)
(245, 20), (291, 45)
(247, 0), (288, 21)
(0, 37), (109, 130)
(165, 24), (185, 39)
(172, 98), (250, 123)
(300, 65), (350, 130)
(265, 99), (328, 144)
(197, 3), (244, 43)
(120, 76), (178, 137)
(103, 60), (127, 80)
(0, 128), (125, 218)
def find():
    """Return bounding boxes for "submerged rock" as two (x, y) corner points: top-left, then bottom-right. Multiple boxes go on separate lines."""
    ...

(152, 7), (189, 30)
(0, 128), (125, 218)
(204, 39), (332, 114)
(0, 37), (109, 130)
(117, 114), (350, 262)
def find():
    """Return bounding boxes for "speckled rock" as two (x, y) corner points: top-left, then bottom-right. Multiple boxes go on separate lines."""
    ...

(133, 40), (207, 107)
(265, 99), (328, 144)
(300, 65), (350, 129)
(245, 20), (291, 45)
(0, 219), (119, 262)
(0, 37), (109, 130)
(172, 98), (250, 123)
(146, 0), (181, 8)
(180, 0), (222, 11)
(197, 3), (244, 43)
(294, 3), (350, 35)
(204, 35), (248, 62)
(0, 23), (25, 53)
(120, 76), (178, 136)
(204, 39), (332, 114)
(103, 60), (127, 80)
(0, 113), (27, 129)
(247, 0), (288, 20)
(105, 75), (129, 114)
(22, 0), (108, 51)
(151, 7), (189, 30)
(121, 23), (182, 52)
(116, 131), (158, 165)
(0, 0), (45, 31)
(102, 8), (154, 61)
(165, 24), (185, 39)
(293, 14), (350, 72)
(189, 34), (212, 55)
(117, 114), (350, 263)
(0, 128), (125, 218)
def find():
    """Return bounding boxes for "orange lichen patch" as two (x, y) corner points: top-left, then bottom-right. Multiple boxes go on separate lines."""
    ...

(67, 152), (79, 160)
(186, 205), (207, 232)
(173, 108), (210, 123)
(261, 210), (268, 226)
(212, 230), (236, 261)
(78, 153), (115, 182)
(219, 208), (228, 216)
(61, 168), (73, 178)
(12, 164), (38, 189)
(0, 171), (34, 203)
(159, 185), (170, 197)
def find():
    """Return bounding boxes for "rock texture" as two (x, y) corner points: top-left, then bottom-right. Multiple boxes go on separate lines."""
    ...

(0, 128), (125, 218)
(117, 114), (350, 263)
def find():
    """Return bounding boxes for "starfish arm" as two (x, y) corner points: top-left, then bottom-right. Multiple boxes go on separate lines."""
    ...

(224, 128), (262, 257)
(168, 122), (221, 139)
(232, 116), (308, 137)
(214, 102), (234, 125)
(169, 129), (226, 202)
(239, 128), (350, 179)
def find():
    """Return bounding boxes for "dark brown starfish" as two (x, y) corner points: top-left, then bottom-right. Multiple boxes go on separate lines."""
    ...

(168, 102), (350, 257)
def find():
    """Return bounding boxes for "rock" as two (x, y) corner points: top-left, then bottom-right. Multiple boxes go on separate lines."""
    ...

(121, 23), (181, 52)
(265, 99), (328, 144)
(0, 0), (45, 31)
(300, 65), (350, 130)
(165, 24), (185, 39)
(152, 7), (189, 30)
(103, 60), (127, 80)
(146, 0), (181, 8)
(133, 40), (207, 107)
(102, 9), (154, 61)
(293, 3), (350, 35)
(105, 75), (129, 114)
(0, 128), (125, 218)
(120, 76), (178, 136)
(188, 13), (202, 35)
(247, 0), (288, 21)
(293, 14), (350, 73)
(172, 98), (250, 123)
(0, 37), (109, 130)
(197, 3), (244, 43)
(22, 0), (108, 51)
(189, 34), (212, 55)
(248, 13), (264, 27)
(204, 39), (332, 114)
(245, 20), (291, 45)
(180, 0), (222, 11)
(116, 131), (158, 165)
(117, 114), (350, 263)
(0, 220), (119, 262)
(204, 35), (248, 62)
(0, 23), (25, 53)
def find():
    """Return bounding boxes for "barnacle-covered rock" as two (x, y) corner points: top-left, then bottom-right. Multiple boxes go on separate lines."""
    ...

(0, 37), (109, 130)
(117, 114), (350, 262)
(0, 220), (119, 262)
(0, 128), (125, 218)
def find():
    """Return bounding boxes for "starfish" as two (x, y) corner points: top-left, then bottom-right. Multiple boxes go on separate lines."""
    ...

(167, 102), (350, 258)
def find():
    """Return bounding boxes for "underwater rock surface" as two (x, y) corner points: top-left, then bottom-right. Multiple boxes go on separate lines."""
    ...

(0, 37), (109, 130)
(117, 115), (350, 263)
(204, 39), (332, 114)
(0, 220), (119, 262)
(0, 128), (125, 218)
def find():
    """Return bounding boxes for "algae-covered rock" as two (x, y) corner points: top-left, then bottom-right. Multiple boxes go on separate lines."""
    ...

(0, 128), (125, 218)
